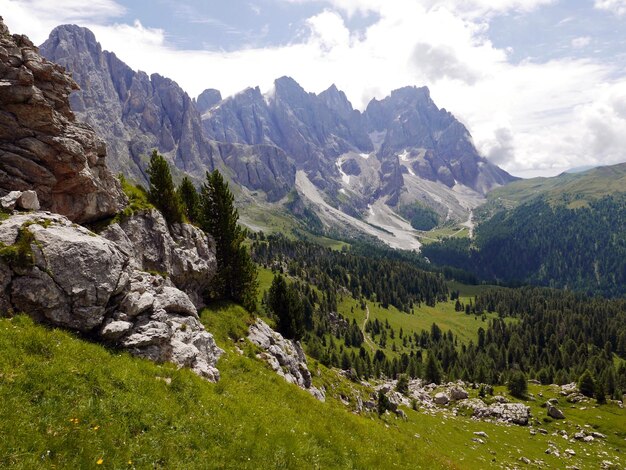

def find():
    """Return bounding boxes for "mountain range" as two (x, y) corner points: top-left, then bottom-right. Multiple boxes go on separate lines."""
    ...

(40, 24), (516, 249)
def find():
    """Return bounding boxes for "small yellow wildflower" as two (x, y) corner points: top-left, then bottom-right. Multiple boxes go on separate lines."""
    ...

(96, 458), (104, 465)
(93, 425), (100, 431)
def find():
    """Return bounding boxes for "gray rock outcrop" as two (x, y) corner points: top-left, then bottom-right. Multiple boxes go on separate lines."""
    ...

(449, 386), (469, 401)
(0, 212), (223, 380)
(101, 209), (216, 308)
(248, 319), (325, 401)
(458, 398), (531, 425)
(0, 18), (126, 223)
(434, 392), (450, 405)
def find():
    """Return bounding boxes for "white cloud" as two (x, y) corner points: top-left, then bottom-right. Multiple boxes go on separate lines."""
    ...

(0, 0), (125, 44)
(595, 0), (626, 16)
(284, 0), (555, 18)
(571, 36), (592, 48)
(306, 9), (351, 50)
(2, 0), (625, 177)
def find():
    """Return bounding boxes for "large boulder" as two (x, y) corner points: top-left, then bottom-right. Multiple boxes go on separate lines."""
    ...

(101, 209), (216, 307)
(547, 404), (565, 419)
(449, 386), (469, 401)
(0, 212), (222, 380)
(1, 213), (128, 330)
(0, 19), (126, 223)
(248, 319), (325, 401)
(434, 392), (450, 405)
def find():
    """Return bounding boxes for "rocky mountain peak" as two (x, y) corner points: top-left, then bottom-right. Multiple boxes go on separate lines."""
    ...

(0, 17), (126, 223)
(274, 75), (307, 97)
(40, 25), (217, 181)
(319, 83), (355, 120)
(195, 88), (222, 114)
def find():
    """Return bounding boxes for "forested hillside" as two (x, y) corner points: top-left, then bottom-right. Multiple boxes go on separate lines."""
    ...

(252, 234), (626, 399)
(423, 195), (626, 297)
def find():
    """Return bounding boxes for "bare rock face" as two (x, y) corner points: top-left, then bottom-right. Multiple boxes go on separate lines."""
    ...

(101, 209), (217, 308)
(0, 212), (223, 381)
(217, 142), (296, 202)
(40, 25), (217, 182)
(0, 18), (126, 223)
(248, 319), (325, 401)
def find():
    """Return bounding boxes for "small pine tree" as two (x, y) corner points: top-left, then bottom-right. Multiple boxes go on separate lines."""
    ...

(377, 390), (392, 416)
(199, 169), (257, 311)
(267, 274), (304, 340)
(578, 370), (596, 398)
(425, 353), (442, 384)
(178, 176), (200, 223)
(396, 374), (410, 395)
(595, 381), (607, 405)
(507, 370), (528, 399)
(146, 150), (183, 224)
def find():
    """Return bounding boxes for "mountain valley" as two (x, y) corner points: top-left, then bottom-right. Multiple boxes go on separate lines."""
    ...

(0, 15), (625, 470)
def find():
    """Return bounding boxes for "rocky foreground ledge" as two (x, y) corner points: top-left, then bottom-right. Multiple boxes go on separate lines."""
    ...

(0, 211), (223, 380)
(0, 17), (126, 223)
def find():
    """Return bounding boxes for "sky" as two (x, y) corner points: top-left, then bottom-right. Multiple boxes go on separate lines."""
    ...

(2, 0), (626, 178)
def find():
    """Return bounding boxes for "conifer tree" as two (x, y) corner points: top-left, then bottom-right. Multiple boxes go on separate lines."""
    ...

(178, 176), (200, 223)
(396, 374), (409, 395)
(578, 370), (596, 398)
(146, 150), (183, 224)
(507, 370), (528, 399)
(267, 274), (304, 340)
(425, 353), (442, 384)
(199, 169), (257, 311)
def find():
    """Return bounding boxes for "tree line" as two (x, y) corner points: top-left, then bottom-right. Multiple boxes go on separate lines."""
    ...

(252, 234), (449, 312)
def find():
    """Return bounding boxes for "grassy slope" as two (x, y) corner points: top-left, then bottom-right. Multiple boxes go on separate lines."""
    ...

(484, 161), (626, 211)
(2, 310), (625, 469)
(0, 314), (452, 469)
(337, 292), (505, 352)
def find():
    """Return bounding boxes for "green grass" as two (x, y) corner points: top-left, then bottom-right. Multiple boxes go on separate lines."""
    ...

(482, 161), (626, 216)
(0, 314), (449, 469)
(240, 204), (349, 251)
(338, 296), (503, 352)
(1, 311), (624, 469)
(418, 225), (469, 245)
